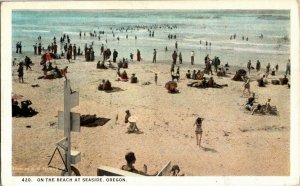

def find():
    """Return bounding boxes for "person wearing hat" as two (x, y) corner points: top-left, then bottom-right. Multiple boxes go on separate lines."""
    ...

(127, 116), (140, 133)
(194, 117), (203, 146)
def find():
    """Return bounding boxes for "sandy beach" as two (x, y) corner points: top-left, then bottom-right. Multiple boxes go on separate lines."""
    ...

(12, 52), (290, 176)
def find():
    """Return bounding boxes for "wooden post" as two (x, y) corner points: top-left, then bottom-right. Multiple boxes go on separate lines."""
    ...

(64, 79), (72, 176)
(57, 79), (80, 176)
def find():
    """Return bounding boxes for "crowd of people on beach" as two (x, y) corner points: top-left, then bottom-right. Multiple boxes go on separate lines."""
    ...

(12, 22), (291, 176)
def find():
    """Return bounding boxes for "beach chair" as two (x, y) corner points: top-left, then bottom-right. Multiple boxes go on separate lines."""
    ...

(156, 161), (172, 176)
(97, 166), (143, 176)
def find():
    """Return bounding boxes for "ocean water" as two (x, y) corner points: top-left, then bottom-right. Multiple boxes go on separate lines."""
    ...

(12, 10), (290, 67)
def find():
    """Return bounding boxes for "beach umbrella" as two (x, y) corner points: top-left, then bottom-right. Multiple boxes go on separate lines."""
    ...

(41, 53), (56, 62)
(165, 81), (177, 91)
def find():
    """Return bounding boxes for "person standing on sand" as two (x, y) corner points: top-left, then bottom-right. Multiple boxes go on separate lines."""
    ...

(247, 60), (252, 74)
(152, 49), (157, 63)
(256, 60), (261, 72)
(38, 43), (42, 55)
(285, 59), (290, 76)
(17, 62), (24, 83)
(19, 42), (22, 54)
(191, 51), (195, 65)
(130, 53), (133, 62)
(154, 73), (158, 85)
(172, 51), (178, 64)
(12, 58), (17, 66)
(137, 49), (141, 62)
(73, 45), (77, 60)
(113, 49), (118, 63)
(100, 44), (104, 55)
(16, 42), (19, 53)
(175, 41), (178, 50)
(194, 117), (203, 146)
(266, 63), (271, 74)
(242, 78), (251, 97)
(179, 52), (182, 64)
(204, 54), (210, 64)
(33, 43), (37, 55)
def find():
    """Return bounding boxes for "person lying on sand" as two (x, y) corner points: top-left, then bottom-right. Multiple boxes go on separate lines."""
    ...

(279, 75), (289, 85)
(207, 77), (227, 88)
(121, 152), (157, 176)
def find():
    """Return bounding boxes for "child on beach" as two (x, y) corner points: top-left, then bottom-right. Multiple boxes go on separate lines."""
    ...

(154, 73), (158, 85)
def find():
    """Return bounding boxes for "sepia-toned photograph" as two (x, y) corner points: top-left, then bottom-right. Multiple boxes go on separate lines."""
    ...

(1, 0), (299, 185)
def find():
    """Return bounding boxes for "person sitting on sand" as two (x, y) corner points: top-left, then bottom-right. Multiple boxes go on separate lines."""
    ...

(121, 152), (157, 176)
(194, 117), (203, 146)
(53, 66), (62, 78)
(186, 70), (191, 79)
(20, 100), (38, 117)
(280, 75), (289, 85)
(103, 80), (112, 90)
(251, 104), (263, 115)
(121, 70), (128, 80)
(191, 70), (196, 80)
(127, 116), (140, 133)
(258, 75), (266, 87)
(170, 165), (185, 176)
(130, 74), (138, 83)
(245, 92), (256, 111)
(96, 61), (101, 69)
(122, 60), (128, 68)
(125, 110), (131, 123)
(98, 80), (105, 90)
(12, 99), (21, 117)
(271, 68), (276, 76)
(118, 61), (123, 69)
(195, 70), (203, 80)
(264, 98), (272, 113)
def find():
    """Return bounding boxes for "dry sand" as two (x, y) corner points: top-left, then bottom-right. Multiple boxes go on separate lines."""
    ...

(12, 53), (290, 176)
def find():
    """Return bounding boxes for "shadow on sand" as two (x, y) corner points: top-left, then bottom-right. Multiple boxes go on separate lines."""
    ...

(200, 145), (218, 153)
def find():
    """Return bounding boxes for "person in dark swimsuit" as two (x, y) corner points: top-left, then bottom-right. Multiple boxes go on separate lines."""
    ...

(194, 117), (203, 146)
